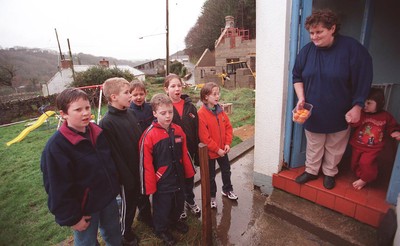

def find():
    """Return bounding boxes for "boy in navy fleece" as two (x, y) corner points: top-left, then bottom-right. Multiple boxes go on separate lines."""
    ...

(129, 80), (154, 132)
(128, 80), (154, 228)
(41, 88), (121, 246)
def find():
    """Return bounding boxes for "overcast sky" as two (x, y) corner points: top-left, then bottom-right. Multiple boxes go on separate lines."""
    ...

(0, 0), (206, 60)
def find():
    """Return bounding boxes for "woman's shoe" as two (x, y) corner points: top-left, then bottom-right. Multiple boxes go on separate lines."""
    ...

(295, 172), (318, 184)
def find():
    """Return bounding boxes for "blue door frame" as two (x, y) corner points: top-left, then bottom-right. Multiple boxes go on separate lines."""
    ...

(283, 0), (312, 168)
(283, 0), (400, 205)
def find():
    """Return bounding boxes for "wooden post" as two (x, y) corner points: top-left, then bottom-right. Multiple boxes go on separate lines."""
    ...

(198, 143), (212, 246)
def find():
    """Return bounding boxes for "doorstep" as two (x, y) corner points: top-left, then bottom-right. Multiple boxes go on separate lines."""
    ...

(272, 166), (391, 227)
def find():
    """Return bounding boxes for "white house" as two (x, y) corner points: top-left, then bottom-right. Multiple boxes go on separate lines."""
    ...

(42, 59), (145, 96)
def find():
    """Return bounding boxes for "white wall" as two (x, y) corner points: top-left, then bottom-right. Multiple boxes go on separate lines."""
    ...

(254, 0), (291, 193)
(47, 70), (73, 95)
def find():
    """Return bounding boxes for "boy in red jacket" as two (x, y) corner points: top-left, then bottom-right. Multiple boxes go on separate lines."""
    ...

(198, 82), (238, 209)
(347, 88), (400, 190)
(139, 93), (195, 245)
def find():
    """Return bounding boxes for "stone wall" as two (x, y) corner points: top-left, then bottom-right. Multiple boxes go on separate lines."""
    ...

(0, 90), (103, 125)
(0, 95), (57, 125)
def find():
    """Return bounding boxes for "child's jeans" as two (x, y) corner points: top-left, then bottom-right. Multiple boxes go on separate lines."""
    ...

(209, 155), (233, 197)
(74, 199), (121, 246)
(153, 189), (185, 233)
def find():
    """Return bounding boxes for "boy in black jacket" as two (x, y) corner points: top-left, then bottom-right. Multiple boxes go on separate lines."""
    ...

(99, 77), (143, 246)
(41, 88), (121, 246)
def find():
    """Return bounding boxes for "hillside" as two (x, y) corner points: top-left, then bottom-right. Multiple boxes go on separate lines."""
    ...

(0, 47), (147, 90)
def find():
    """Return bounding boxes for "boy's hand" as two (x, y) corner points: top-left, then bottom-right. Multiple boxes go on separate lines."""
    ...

(224, 145), (231, 154)
(72, 216), (91, 231)
(391, 131), (400, 141)
(217, 149), (225, 157)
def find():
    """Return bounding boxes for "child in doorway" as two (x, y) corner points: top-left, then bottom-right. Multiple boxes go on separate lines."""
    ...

(347, 87), (400, 190)
(198, 82), (238, 208)
(139, 93), (196, 245)
(41, 88), (121, 246)
(164, 74), (201, 219)
(99, 77), (144, 245)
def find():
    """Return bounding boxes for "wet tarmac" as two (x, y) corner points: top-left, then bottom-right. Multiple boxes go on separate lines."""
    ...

(192, 149), (338, 246)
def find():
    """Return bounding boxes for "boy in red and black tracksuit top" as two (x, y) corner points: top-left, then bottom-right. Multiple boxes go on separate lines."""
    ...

(139, 93), (195, 245)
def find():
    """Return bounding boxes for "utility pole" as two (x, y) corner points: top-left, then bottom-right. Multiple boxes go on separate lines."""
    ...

(67, 39), (76, 82)
(54, 28), (64, 60)
(166, 0), (169, 77)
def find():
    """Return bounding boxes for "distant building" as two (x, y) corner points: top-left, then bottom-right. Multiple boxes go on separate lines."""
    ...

(42, 59), (145, 96)
(170, 51), (189, 64)
(134, 58), (166, 76)
(194, 16), (256, 88)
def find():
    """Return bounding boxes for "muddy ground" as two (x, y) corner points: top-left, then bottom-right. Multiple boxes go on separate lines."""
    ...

(233, 124), (255, 141)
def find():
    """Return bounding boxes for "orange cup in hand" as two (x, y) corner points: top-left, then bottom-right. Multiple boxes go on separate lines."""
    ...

(292, 103), (313, 124)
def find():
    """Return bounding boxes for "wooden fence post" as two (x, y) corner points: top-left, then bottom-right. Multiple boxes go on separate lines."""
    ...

(198, 143), (212, 246)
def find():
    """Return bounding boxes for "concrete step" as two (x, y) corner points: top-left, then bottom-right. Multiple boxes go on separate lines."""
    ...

(264, 189), (378, 246)
(272, 166), (391, 227)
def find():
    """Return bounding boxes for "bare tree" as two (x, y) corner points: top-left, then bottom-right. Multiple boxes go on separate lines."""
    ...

(0, 64), (17, 88)
(29, 77), (39, 91)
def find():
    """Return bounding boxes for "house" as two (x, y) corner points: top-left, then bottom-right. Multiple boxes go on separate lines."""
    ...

(134, 58), (166, 76)
(255, 0), (400, 228)
(42, 59), (145, 96)
(194, 16), (256, 88)
(170, 50), (189, 64)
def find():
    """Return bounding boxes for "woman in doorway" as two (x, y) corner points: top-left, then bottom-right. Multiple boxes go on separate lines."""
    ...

(292, 9), (373, 189)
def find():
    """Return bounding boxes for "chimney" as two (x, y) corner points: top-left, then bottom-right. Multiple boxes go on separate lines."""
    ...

(225, 16), (235, 29)
(99, 58), (109, 67)
(60, 59), (73, 69)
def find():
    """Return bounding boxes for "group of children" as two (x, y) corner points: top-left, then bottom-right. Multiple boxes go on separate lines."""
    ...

(41, 76), (238, 246)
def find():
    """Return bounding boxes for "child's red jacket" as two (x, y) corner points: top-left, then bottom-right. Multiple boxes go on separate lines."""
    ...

(139, 121), (195, 195)
(198, 104), (233, 159)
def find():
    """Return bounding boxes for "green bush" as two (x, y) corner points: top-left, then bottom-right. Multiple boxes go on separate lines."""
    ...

(72, 66), (134, 87)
